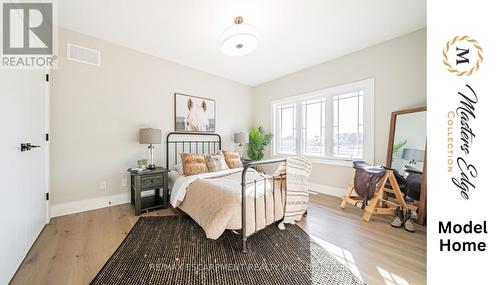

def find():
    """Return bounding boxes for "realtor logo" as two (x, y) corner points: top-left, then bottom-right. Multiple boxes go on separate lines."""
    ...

(1, 1), (56, 68)
(442, 36), (483, 76)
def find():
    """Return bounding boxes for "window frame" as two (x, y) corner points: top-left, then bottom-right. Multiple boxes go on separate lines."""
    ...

(271, 79), (375, 166)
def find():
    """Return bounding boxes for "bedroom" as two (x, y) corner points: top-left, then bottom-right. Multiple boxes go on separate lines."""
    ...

(0, 1), (426, 284)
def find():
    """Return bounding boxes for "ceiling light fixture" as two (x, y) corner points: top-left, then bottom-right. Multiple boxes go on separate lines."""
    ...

(220, 16), (258, 57)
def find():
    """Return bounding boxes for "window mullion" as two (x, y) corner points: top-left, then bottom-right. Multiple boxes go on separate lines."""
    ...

(275, 105), (281, 154)
(325, 96), (334, 157)
(295, 101), (303, 155)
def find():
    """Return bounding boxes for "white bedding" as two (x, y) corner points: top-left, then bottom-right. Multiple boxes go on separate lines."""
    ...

(170, 168), (243, 207)
(169, 168), (285, 239)
(167, 170), (181, 190)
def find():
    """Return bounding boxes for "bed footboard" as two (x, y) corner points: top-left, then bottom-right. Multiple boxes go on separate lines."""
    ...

(241, 158), (287, 253)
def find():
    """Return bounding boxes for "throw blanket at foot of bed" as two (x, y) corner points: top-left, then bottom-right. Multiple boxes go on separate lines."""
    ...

(274, 157), (312, 224)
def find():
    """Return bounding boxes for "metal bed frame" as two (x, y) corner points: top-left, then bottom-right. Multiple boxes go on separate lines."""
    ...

(166, 132), (286, 253)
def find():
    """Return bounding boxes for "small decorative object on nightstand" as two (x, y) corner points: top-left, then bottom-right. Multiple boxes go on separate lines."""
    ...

(137, 159), (148, 169)
(129, 166), (169, 216)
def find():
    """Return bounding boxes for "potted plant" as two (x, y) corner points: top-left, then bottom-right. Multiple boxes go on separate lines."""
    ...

(247, 127), (272, 161)
(137, 159), (149, 169)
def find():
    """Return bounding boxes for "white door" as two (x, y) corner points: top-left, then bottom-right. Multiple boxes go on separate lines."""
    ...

(0, 69), (48, 284)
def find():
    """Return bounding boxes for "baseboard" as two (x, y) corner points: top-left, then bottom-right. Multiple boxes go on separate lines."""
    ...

(309, 183), (345, 197)
(50, 184), (341, 218)
(50, 192), (130, 218)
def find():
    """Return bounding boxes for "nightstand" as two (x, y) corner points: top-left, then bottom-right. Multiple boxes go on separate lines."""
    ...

(130, 167), (169, 216)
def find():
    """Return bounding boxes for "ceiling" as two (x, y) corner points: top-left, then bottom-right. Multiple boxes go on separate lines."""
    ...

(56, 0), (426, 86)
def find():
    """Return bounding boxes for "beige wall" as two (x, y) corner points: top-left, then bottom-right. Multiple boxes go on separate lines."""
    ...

(51, 28), (426, 206)
(50, 28), (252, 205)
(252, 29), (426, 190)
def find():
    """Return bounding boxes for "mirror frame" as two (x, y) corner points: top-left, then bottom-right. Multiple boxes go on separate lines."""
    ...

(386, 107), (427, 225)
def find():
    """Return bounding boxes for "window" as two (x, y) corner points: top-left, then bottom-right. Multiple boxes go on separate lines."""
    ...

(272, 79), (374, 164)
(302, 98), (325, 156)
(276, 103), (296, 154)
(333, 92), (363, 159)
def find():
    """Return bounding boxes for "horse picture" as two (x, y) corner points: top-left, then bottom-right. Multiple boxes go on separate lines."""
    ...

(175, 93), (215, 132)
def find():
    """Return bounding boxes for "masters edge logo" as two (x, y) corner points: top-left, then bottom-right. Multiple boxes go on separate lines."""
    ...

(442, 36), (483, 76)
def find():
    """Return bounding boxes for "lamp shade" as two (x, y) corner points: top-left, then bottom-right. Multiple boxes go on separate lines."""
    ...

(139, 128), (161, 144)
(234, 132), (249, 145)
(402, 148), (425, 162)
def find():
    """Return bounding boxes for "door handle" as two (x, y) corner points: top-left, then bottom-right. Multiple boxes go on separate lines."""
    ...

(21, 143), (41, 152)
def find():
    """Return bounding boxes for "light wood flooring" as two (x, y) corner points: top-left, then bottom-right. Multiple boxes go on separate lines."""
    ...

(10, 193), (426, 285)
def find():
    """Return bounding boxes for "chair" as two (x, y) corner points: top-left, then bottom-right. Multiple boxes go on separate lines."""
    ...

(340, 161), (408, 222)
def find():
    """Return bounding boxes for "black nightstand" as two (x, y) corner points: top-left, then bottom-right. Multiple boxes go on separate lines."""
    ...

(130, 167), (169, 216)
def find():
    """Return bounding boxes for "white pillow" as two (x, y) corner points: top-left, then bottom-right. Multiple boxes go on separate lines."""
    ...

(174, 162), (184, 175)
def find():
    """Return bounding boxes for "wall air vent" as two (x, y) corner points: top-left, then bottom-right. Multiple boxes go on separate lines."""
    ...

(67, 43), (101, 66)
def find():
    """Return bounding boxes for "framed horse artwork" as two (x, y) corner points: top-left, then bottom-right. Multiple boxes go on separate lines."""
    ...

(174, 93), (216, 132)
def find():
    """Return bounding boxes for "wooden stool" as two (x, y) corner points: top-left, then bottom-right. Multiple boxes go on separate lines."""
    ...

(340, 169), (407, 222)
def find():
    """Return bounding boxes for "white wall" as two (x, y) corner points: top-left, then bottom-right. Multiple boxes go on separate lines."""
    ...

(50, 28), (252, 208)
(252, 29), (427, 193)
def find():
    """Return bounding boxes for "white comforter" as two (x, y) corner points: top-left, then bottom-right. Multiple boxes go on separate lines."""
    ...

(169, 168), (285, 239)
(170, 168), (243, 207)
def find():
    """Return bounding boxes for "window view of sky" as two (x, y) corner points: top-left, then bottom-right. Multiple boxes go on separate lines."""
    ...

(303, 99), (325, 155)
(280, 104), (295, 154)
(276, 90), (364, 160)
(334, 92), (363, 159)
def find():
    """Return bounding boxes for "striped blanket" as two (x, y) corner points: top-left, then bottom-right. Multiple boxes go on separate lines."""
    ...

(273, 157), (312, 224)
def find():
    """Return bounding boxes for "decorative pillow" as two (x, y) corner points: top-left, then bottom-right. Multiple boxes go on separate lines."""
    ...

(205, 151), (229, 172)
(223, 150), (243, 169)
(180, 153), (208, 176)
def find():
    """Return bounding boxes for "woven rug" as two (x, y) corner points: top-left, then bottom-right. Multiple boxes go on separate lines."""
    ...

(91, 216), (364, 285)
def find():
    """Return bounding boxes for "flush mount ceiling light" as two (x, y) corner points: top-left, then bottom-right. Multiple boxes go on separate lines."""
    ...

(220, 16), (258, 57)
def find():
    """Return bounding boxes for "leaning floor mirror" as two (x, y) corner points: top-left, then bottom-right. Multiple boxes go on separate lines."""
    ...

(387, 107), (427, 225)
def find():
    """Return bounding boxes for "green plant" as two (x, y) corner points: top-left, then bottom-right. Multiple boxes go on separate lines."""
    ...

(137, 159), (148, 168)
(393, 139), (407, 154)
(247, 127), (273, 161)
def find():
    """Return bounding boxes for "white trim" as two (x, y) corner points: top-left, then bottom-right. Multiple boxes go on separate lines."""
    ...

(50, 193), (130, 218)
(270, 78), (375, 165)
(308, 157), (353, 167)
(45, 70), (51, 224)
(309, 183), (346, 197)
(48, 184), (344, 217)
(274, 154), (353, 167)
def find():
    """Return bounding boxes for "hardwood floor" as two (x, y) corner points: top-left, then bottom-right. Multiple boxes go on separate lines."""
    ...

(10, 193), (426, 285)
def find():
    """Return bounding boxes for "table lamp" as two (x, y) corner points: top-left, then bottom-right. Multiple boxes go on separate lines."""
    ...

(233, 132), (249, 157)
(402, 148), (425, 165)
(139, 128), (161, 169)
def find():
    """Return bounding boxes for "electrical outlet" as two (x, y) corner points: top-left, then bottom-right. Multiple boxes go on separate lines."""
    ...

(121, 178), (127, 187)
(100, 181), (107, 191)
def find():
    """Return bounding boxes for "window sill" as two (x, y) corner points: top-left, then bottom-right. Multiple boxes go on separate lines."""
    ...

(307, 157), (354, 167)
(272, 154), (355, 167)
